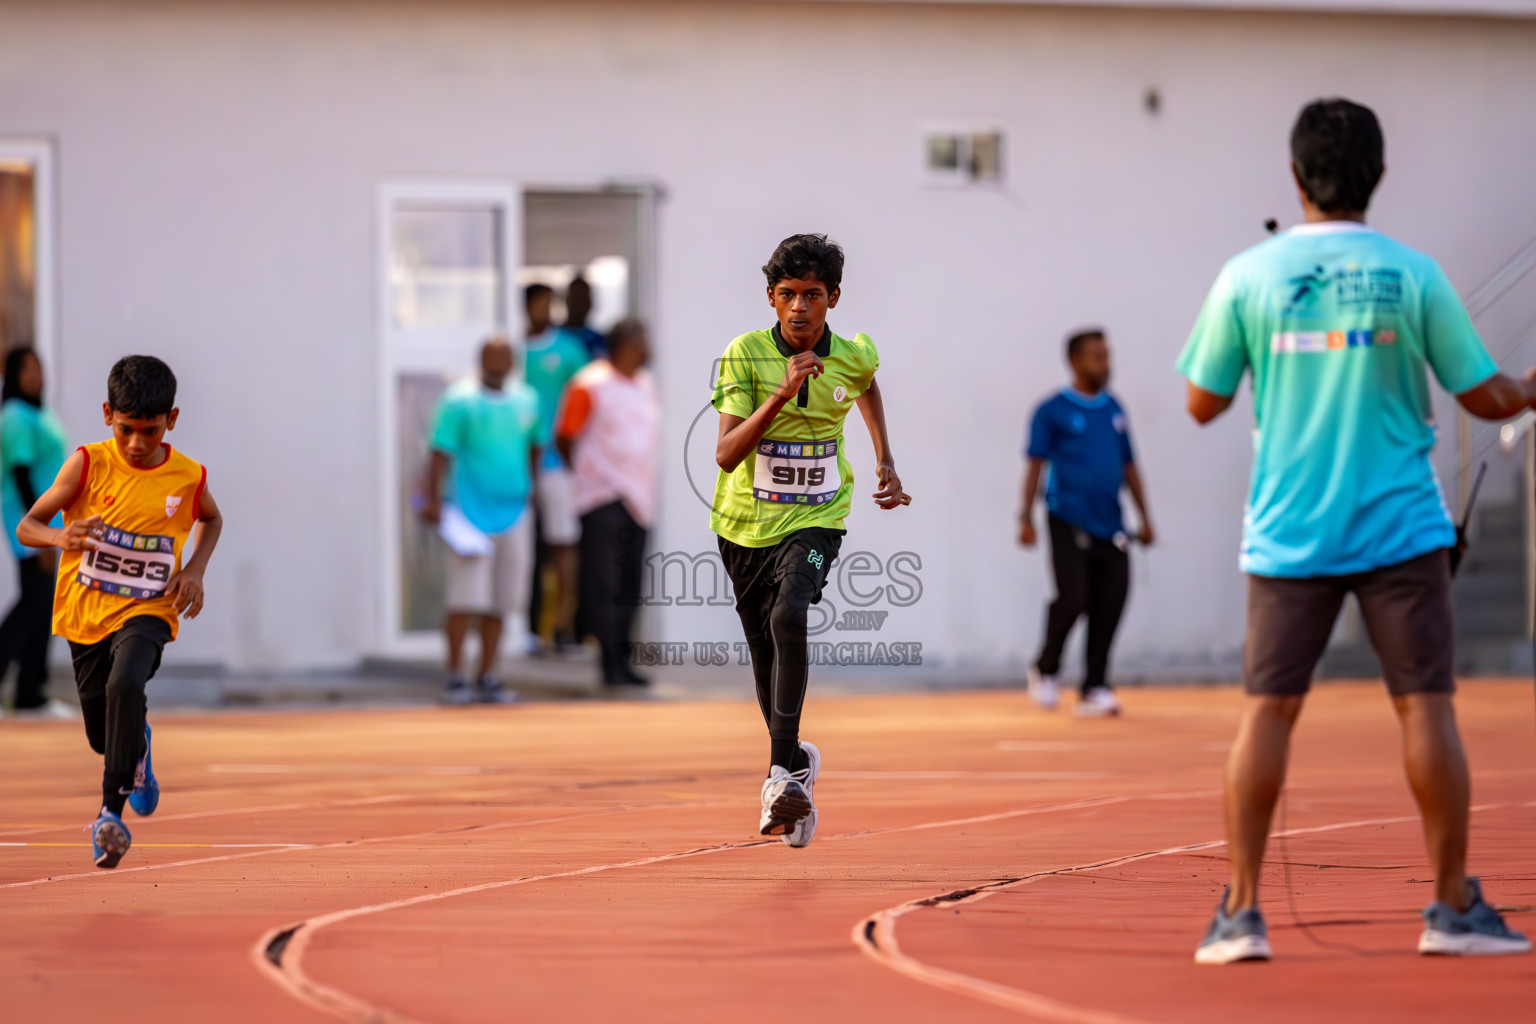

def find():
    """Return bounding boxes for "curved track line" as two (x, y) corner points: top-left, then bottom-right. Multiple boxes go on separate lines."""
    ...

(0, 803), (705, 891)
(252, 788), (1219, 1022)
(853, 800), (1536, 1023)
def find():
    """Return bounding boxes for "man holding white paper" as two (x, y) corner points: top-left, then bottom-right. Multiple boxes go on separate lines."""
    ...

(422, 337), (542, 705)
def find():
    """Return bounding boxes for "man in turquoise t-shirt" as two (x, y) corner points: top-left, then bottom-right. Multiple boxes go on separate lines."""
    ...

(1179, 99), (1535, 965)
(522, 283), (591, 653)
(423, 337), (541, 705)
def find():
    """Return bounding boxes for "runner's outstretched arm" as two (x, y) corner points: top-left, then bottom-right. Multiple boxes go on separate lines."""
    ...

(716, 351), (823, 472)
(17, 449), (97, 552)
(855, 378), (910, 509)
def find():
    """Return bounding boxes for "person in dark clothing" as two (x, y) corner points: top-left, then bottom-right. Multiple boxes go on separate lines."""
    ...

(0, 347), (69, 717)
(563, 276), (607, 359)
(557, 320), (660, 688)
(1019, 329), (1155, 717)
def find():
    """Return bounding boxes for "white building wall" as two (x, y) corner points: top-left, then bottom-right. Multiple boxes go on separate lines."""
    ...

(1, 0), (1532, 672)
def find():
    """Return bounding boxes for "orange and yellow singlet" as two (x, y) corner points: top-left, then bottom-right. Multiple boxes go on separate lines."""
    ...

(54, 441), (205, 644)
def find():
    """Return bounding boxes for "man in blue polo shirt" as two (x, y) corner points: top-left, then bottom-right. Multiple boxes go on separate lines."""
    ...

(1019, 328), (1155, 717)
(1180, 98), (1534, 964)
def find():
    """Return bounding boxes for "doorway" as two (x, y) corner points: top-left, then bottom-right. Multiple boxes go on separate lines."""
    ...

(0, 139), (55, 388)
(379, 183), (654, 652)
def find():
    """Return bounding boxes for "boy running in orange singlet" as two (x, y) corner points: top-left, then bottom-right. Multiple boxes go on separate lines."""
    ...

(18, 356), (223, 868)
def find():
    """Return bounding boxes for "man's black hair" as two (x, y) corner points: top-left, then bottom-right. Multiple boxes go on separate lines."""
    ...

(1066, 328), (1106, 362)
(606, 318), (646, 354)
(524, 283), (553, 305)
(1291, 98), (1384, 214)
(1, 347), (40, 407)
(762, 234), (844, 293)
(107, 355), (177, 418)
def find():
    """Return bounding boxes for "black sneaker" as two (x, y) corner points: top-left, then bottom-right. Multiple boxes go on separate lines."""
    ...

(442, 675), (475, 706)
(475, 675), (518, 705)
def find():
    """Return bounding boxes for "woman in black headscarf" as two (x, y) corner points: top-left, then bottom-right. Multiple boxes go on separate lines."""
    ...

(0, 347), (69, 717)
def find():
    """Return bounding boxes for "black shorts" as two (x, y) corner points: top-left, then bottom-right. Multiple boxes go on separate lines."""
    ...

(1244, 548), (1454, 698)
(718, 527), (844, 610)
(68, 615), (173, 692)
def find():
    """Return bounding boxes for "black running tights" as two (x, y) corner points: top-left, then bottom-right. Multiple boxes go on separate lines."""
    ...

(69, 617), (170, 814)
(736, 569), (816, 773)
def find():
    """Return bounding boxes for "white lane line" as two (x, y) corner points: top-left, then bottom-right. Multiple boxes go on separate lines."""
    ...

(207, 764), (490, 776)
(852, 799), (1536, 1024)
(825, 771), (1112, 781)
(251, 788), (1221, 1023)
(0, 793), (432, 839)
(0, 842), (314, 849)
(0, 804), (673, 891)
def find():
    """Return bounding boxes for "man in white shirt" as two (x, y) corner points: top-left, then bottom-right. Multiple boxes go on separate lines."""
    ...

(556, 320), (661, 687)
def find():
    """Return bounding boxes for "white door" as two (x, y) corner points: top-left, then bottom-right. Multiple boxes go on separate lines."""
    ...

(377, 183), (520, 652)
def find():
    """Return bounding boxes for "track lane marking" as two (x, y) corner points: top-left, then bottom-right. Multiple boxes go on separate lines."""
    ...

(852, 799), (1536, 1024)
(0, 804), (713, 890)
(250, 788), (1221, 1023)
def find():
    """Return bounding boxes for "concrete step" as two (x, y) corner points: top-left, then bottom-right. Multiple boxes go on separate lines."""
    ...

(1455, 637), (1534, 676)
(1476, 503), (1525, 537)
(1454, 574), (1527, 604)
(1323, 636), (1532, 677)
(1459, 607), (1529, 638)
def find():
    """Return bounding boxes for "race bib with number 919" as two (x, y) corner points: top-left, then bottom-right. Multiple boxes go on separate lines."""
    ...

(76, 525), (177, 600)
(752, 437), (842, 505)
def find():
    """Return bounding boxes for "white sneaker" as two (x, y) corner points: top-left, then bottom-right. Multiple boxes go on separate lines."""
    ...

(1076, 687), (1121, 718)
(782, 742), (820, 848)
(759, 762), (813, 839)
(9, 699), (77, 721)
(1026, 667), (1060, 710)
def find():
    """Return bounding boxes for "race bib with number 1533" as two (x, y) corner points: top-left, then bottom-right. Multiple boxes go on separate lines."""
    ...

(76, 526), (177, 600)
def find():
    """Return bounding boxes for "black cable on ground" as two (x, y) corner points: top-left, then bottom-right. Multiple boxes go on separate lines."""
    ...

(1275, 789), (1393, 957)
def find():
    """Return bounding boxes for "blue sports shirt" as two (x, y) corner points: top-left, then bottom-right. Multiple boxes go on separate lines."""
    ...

(1026, 389), (1135, 541)
(1177, 222), (1498, 577)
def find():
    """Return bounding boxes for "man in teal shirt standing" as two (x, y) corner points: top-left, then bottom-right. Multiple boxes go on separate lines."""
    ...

(423, 337), (541, 704)
(1180, 99), (1535, 964)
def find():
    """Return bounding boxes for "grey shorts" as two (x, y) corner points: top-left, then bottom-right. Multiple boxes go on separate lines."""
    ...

(1244, 548), (1455, 698)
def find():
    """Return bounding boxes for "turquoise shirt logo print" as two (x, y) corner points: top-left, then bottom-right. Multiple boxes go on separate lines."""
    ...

(1285, 265), (1334, 310)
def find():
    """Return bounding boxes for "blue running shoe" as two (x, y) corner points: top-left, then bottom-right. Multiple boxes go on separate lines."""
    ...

(92, 809), (132, 869)
(1419, 877), (1531, 956)
(128, 722), (159, 816)
(1195, 888), (1272, 964)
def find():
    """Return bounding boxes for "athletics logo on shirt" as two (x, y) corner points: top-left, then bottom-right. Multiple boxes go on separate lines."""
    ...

(833, 385), (847, 402)
(165, 496), (182, 518)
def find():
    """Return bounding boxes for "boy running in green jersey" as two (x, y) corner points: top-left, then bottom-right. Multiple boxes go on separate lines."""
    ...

(712, 233), (911, 847)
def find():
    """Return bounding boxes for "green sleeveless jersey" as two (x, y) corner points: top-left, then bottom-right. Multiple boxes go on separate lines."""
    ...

(710, 326), (879, 547)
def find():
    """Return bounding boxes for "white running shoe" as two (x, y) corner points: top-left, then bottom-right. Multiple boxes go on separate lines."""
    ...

(1026, 667), (1060, 711)
(1076, 687), (1122, 718)
(782, 742), (820, 848)
(8, 699), (77, 721)
(759, 762), (813, 839)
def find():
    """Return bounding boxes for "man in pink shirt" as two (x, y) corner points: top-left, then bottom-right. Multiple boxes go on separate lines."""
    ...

(556, 319), (661, 688)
